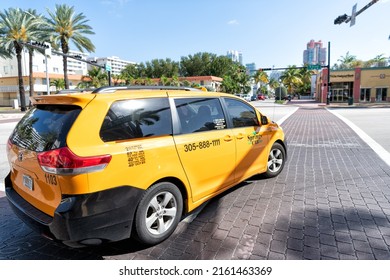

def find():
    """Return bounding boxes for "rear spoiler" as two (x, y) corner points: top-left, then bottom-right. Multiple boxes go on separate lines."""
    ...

(30, 94), (96, 108)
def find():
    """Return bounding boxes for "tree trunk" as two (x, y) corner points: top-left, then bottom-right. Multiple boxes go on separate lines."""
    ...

(15, 41), (26, 111)
(61, 39), (70, 89)
(28, 49), (34, 108)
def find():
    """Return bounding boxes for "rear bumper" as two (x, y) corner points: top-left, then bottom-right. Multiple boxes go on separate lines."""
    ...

(5, 173), (144, 247)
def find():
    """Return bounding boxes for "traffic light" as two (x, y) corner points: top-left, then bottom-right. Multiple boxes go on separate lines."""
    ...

(258, 68), (272, 72)
(334, 14), (348, 24)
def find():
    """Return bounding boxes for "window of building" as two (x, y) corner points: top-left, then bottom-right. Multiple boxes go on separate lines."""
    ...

(100, 98), (172, 142)
(360, 88), (371, 102)
(376, 88), (388, 102)
(3, 66), (9, 74)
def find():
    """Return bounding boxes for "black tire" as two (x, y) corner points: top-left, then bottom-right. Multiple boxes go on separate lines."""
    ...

(134, 182), (183, 245)
(263, 142), (286, 178)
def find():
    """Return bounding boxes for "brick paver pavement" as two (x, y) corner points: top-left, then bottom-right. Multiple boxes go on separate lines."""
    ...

(1, 107), (390, 260)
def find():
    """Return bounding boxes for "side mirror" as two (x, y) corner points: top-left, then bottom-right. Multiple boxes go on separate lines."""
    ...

(261, 115), (268, 125)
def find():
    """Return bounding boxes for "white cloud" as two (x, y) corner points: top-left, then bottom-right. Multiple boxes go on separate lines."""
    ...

(227, 19), (239, 25)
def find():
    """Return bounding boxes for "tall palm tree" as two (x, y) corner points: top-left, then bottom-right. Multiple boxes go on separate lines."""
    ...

(46, 4), (95, 89)
(0, 8), (41, 111)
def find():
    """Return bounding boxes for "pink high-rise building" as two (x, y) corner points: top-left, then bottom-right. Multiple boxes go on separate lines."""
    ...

(303, 39), (327, 65)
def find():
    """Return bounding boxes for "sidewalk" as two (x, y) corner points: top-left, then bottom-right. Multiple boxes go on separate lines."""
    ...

(1, 106), (390, 259)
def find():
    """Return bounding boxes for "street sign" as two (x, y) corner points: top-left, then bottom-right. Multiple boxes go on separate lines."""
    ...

(307, 64), (322, 70)
(350, 3), (357, 27)
(105, 63), (112, 71)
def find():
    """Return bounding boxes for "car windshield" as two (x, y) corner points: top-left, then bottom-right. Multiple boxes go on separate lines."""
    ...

(9, 105), (81, 152)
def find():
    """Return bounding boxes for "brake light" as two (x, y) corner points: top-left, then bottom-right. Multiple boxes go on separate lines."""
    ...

(37, 147), (112, 175)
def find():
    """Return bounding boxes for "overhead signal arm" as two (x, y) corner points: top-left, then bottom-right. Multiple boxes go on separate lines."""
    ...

(334, 0), (379, 26)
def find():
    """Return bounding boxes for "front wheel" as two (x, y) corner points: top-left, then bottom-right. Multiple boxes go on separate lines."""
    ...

(134, 182), (183, 245)
(263, 142), (286, 178)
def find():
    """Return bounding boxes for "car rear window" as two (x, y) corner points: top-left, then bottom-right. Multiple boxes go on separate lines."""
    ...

(9, 105), (81, 152)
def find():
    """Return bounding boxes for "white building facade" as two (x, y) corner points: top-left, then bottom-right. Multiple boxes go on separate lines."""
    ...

(88, 56), (136, 76)
(0, 49), (135, 106)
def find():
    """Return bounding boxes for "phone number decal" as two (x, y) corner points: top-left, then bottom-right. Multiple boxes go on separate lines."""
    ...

(184, 139), (220, 152)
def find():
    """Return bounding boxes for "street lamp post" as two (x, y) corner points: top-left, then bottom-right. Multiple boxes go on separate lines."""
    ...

(44, 53), (50, 95)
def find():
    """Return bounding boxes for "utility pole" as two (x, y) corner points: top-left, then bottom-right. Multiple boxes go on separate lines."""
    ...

(327, 42), (331, 105)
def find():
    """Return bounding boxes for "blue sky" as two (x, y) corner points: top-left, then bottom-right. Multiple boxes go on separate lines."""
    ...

(2, 0), (390, 68)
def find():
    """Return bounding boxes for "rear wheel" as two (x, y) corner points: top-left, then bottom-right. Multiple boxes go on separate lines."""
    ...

(134, 182), (183, 245)
(263, 142), (285, 178)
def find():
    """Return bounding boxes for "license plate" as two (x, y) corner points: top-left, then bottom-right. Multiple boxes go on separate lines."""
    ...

(23, 174), (33, 191)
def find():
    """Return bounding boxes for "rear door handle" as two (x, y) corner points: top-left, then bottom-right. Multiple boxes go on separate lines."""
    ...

(224, 135), (233, 142)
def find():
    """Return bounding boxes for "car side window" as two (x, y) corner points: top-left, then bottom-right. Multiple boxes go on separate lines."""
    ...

(100, 98), (172, 142)
(175, 98), (227, 134)
(224, 98), (259, 128)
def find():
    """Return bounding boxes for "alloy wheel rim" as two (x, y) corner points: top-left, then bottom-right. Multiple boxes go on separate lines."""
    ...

(268, 148), (283, 173)
(145, 191), (177, 235)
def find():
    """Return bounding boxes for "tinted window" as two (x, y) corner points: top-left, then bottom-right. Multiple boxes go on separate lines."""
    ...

(100, 98), (172, 142)
(175, 98), (226, 134)
(10, 105), (81, 152)
(224, 98), (259, 128)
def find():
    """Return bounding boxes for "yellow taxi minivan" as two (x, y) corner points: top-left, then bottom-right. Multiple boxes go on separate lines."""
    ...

(5, 86), (287, 247)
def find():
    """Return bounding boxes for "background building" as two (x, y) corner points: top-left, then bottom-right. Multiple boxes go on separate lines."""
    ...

(316, 67), (390, 103)
(227, 50), (243, 65)
(303, 39), (327, 66)
(0, 49), (134, 106)
(88, 56), (136, 76)
(245, 63), (257, 76)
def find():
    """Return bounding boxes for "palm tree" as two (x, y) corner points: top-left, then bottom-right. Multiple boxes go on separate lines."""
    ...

(253, 70), (269, 96)
(81, 66), (107, 88)
(46, 4), (95, 89)
(297, 67), (314, 96)
(337, 52), (357, 69)
(280, 66), (302, 96)
(253, 70), (269, 85)
(268, 77), (279, 96)
(0, 8), (41, 111)
(50, 79), (65, 92)
(372, 54), (388, 67)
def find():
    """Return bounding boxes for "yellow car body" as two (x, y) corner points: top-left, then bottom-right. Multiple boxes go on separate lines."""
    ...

(5, 86), (286, 247)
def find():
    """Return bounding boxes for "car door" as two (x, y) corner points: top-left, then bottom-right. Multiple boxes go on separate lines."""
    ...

(223, 97), (270, 182)
(173, 97), (236, 203)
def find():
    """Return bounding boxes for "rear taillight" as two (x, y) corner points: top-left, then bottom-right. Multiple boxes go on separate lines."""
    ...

(37, 147), (112, 175)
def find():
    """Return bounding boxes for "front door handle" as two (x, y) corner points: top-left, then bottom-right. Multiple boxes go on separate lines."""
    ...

(236, 133), (244, 140)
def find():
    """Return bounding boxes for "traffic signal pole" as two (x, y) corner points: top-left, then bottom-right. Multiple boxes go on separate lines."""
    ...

(327, 42), (331, 105)
(334, 0), (379, 25)
(20, 41), (112, 87)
